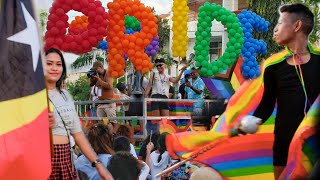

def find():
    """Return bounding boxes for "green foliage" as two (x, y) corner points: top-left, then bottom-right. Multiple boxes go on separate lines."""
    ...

(158, 18), (170, 50)
(67, 75), (91, 101)
(247, 0), (283, 62)
(39, 10), (48, 34)
(71, 51), (105, 69)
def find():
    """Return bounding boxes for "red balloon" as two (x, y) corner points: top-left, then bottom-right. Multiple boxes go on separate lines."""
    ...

(96, 7), (104, 15)
(48, 14), (59, 22)
(50, 27), (60, 35)
(95, 15), (103, 23)
(72, 3), (81, 11)
(82, 40), (90, 49)
(88, 3), (96, 11)
(55, 38), (63, 46)
(56, 20), (65, 29)
(55, 8), (65, 16)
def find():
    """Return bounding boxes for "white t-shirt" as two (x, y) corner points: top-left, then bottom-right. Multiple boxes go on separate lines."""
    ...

(91, 85), (99, 101)
(151, 72), (171, 98)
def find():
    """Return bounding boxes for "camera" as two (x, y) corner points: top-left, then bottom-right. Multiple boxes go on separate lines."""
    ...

(87, 68), (97, 78)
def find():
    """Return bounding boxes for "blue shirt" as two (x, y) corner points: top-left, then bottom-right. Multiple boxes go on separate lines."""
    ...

(185, 77), (205, 108)
(75, 154), (111, 180)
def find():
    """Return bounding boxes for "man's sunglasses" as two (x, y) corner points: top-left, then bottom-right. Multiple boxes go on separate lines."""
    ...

(156, 64), (164, 68)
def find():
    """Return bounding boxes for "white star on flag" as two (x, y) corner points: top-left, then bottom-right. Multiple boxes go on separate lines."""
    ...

(7, 2), (40, 72)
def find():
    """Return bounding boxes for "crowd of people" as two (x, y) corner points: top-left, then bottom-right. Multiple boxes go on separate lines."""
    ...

(44, 3), (320, 180)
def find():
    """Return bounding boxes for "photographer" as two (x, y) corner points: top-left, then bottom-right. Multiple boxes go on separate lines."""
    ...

(89, 61), (117, 131)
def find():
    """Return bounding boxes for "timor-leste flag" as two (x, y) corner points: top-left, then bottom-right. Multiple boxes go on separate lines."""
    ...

(0, 0), (51, 179)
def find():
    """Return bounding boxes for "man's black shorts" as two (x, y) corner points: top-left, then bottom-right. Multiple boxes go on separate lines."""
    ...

(151, 94), (169, 111)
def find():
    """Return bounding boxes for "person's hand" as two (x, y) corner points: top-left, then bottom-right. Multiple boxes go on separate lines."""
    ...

(180, 66), (188, 72)
(92, 75), (100, 81)
(232, 122), (246, 136)
(185, 82), (192, 87)
(96, 163), (114, 180)
(48, 112), (55, 128)
(147, 142), (154, 153)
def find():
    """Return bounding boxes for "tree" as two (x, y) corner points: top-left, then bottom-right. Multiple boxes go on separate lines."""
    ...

(158, 18), (170, 50)
(71, 50), (105, 69)
(67, 75), (91, 101)
(39, 10), (48, 35)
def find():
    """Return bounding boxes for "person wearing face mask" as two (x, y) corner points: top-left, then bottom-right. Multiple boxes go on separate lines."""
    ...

(45, 48), (113, 180)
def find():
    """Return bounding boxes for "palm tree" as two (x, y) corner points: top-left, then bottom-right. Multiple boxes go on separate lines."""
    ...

(71, 50), (105, 69)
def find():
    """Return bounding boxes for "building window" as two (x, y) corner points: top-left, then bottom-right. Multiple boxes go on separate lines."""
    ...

(209, 36), (222, 62)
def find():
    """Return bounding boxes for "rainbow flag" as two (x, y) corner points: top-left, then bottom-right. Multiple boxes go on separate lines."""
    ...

(166, 44), (320, 179)
(0, 0), (51, 179)
(202, 56), (246, 99)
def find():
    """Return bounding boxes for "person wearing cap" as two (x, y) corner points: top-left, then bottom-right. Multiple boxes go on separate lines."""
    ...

(145, 58), (187, 117)
(185, 66), (205, 116)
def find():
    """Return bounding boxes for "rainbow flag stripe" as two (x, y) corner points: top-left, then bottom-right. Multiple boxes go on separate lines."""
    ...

(166, 44), (320, 179)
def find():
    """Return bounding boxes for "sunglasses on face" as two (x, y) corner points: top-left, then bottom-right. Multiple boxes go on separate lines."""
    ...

(191, 72), (196, 75)
(156, 64), (164, 68)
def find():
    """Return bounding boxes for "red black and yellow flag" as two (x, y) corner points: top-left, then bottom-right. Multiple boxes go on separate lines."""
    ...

(0, 0), (51, 179)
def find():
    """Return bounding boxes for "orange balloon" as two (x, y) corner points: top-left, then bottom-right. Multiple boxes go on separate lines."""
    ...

(135, 51), (142, 58)
(127, 49), (135, 56)
(111, 71), (118, 78)
(114, 54), (122, 60)
(109, 60), (117, 66)
(122, 39), (129, 48)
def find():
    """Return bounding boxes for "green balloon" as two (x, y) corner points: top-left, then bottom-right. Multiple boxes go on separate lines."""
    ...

(200, 50), (207, 57)
(201, 40), (208, 46)
(196, 61), (202, 67)
(201, 61), (209, 67)
(197, 55), (205, 62)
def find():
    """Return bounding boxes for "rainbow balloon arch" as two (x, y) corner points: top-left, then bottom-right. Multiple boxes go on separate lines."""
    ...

(44, 0), (319, 179)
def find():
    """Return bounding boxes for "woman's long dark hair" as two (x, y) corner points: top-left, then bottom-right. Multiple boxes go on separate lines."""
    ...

(45, 48), (67, 91)
(87, 123), (114, 155)
(157, 133), (167, 163)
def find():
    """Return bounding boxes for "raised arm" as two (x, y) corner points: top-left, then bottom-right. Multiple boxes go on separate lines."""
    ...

(169, 66), (187, 83)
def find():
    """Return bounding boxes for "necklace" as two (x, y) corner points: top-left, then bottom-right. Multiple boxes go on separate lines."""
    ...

(159, 73), (166, 85)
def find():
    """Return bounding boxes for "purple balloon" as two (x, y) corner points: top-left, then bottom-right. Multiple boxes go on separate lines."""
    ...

(150, 49), (157, 56)
(154, 45), (159, 51)
(147, 45), (153, 50)
(124, 53), (128, 59)
(151, 41), (157, 46)
(154, 36), (159, 40)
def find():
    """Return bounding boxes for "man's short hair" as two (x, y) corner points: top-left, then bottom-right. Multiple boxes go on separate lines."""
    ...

(107, 151), (140, 180)
(113, 136), (131, 152)
(280, 3), (314, 35)
(93, 61), (104, 68)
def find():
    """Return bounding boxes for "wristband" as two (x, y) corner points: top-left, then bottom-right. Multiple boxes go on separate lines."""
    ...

(91, 158), (102, 167)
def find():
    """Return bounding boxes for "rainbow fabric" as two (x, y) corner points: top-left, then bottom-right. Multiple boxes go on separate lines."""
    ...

(202, 56), (245, 99)
(166, 44), (320, 179)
